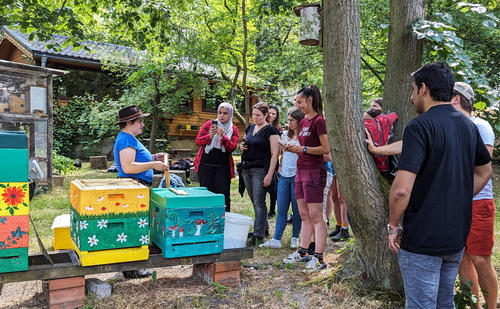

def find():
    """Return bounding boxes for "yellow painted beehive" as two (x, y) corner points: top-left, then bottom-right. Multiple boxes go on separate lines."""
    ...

(69, 179), (150, 216)
(51, 214), (72, 250)
(71, 239), (149, 266)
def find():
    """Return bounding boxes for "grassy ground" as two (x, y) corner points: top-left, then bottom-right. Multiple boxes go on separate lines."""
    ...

(3, 161), (499, 308)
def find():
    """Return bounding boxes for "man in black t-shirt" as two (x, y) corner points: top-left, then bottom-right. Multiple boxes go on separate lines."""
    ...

(387, 62), (492, 308)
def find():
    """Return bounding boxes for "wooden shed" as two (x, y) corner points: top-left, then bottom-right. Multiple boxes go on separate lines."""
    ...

(0, 60), (67, 185)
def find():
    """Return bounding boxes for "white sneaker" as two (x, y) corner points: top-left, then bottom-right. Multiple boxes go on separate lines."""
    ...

(290, 237), (299, 249)
(283, 250), (310, 264)
(304, 256), (327, 272)
(259, 238), (282, 249)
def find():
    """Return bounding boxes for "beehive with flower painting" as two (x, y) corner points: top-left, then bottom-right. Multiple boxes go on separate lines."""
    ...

(70, 207), (149, 251)
(0, 131), (29, 273)
(69, 178), (150, 266)
(70, 179), (150, 216)
(150, 187), (225, 258)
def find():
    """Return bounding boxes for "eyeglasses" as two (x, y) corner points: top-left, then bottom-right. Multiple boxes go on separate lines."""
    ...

(287, 118), (295, 122)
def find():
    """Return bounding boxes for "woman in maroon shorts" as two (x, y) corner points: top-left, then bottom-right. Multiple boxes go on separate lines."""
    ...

(282, 85), (330, 271)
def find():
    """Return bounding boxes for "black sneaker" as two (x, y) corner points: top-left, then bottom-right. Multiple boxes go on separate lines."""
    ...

(328, 225), (341, 237)
(331, 228), (350, 242)
(248, 232), (254, 238)
(287, 213), (293, 224)
(268, 211), (276, 218)
(247, 235), (264, 247)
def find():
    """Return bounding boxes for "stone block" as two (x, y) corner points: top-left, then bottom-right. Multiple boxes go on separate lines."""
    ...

(190, 167), (198, 183)
(86, 278), (112, 299)
(170, 170), (186, 184)
(152, 174), (163, 188)
(89, 156), (108, 170)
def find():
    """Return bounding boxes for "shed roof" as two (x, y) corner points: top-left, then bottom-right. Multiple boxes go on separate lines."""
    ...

(2, 26), (141, 68)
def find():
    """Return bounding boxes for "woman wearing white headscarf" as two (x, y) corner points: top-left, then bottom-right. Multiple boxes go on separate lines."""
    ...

(194, 102), (240, 211)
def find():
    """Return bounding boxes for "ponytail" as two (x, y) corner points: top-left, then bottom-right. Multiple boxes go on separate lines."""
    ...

(297, 85), (323, 114)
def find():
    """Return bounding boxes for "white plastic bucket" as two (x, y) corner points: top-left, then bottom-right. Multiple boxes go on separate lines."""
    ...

(223, 212), (253, 249)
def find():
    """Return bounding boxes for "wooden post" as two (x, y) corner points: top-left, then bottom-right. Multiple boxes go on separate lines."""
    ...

(47, 75), (53, 186)
(164, 154), (170, 188)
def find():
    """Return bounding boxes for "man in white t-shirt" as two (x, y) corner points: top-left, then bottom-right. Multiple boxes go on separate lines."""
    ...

(452, 82), (497, 309)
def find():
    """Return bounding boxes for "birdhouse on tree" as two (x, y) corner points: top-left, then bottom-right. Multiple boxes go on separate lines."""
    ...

(294, 3), (322, 46)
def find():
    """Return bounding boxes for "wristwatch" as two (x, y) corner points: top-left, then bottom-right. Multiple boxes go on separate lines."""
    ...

(303, 146), (308, 154)
(386, 224), (402, 235)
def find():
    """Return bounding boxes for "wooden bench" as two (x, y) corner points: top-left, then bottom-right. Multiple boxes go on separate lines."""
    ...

(0, 246), (252, 308)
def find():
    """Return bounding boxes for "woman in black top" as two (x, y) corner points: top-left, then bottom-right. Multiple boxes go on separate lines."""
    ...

(266, 105), (281, 217)
(240, 103), (280, 246)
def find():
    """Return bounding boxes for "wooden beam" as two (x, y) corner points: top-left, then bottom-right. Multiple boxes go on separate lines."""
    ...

(0, 247), (253, 283)
(0, 59), (67, 76)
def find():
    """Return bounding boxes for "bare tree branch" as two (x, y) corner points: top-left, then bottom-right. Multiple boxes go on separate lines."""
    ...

(361, 56), (385, 85)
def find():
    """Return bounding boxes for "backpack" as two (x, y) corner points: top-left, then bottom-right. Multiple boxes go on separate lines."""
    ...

(364, 113), (398, 177)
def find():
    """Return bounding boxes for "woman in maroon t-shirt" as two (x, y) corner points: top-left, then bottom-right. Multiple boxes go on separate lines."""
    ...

(283, 85), (330, 271)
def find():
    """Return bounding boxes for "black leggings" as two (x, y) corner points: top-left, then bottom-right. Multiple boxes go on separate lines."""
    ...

(198, 162), (231, 212)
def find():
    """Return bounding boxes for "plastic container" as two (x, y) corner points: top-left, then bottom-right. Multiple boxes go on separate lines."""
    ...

(223, 212), (253, 249)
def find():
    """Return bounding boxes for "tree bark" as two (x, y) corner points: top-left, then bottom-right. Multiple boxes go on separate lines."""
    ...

(383, 0), (425, 141)
(323, 0), (403, 293)
(149, 78), (160, 153)
(241, 0), (250, 126)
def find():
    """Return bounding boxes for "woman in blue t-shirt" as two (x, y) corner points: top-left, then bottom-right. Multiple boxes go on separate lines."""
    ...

(113, 105), (168, 186)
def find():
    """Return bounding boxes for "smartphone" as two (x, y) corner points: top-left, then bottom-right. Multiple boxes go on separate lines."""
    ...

(242, 137), (248, 148)
(211, 119), (217, 129)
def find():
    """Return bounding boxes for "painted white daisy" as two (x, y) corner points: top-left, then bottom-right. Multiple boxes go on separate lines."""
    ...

(116, 232), (127, 243)
(97, 219), (108, 229)
(79, 221), (88, 230)
(122, 204), (129, 208)
(88, 235), (99, 247)
(137, 218), (148, 228)
(137, 194), (144, 199)
(85, 206), (94, 211)
(139, 235), (149, 245)
(97, 196), (105, 202)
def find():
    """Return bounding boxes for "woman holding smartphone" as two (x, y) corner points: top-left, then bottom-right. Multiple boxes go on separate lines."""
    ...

(260, 109), (304, 249)
(194, 102), (239, 212)
(283, 85), (330, 271)
(240, 102), (280, 246)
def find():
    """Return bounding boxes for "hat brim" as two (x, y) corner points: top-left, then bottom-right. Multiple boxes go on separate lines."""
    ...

(116, 113), (150, 124)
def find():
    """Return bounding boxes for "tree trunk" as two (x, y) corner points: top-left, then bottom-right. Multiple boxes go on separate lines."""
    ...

(383, 0), (425, 141)
(241, 0), (250, 126)
(323, 0), (403, 293)
(149, 78), (161, 153)
(228, 65), (247, 128)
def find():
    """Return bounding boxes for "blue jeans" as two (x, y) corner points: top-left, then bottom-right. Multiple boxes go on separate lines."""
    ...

(274, 175), (301, 240)
(241, 167), (268, 238)
(398, 248), (464, 309)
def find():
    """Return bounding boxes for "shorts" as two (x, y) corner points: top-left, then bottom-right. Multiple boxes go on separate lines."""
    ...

(465, 199), (495, 256)
(294, 166), (327, 204)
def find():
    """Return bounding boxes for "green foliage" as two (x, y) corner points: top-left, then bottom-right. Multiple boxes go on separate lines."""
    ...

(53, 94), (120, 158)
(454, 279), (478, 308)
(52, 151), (75, 175)
(210, 281), (230, 293)
(413, 2), (499, 109)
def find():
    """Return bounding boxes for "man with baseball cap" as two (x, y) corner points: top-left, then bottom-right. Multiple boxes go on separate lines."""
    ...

(452, 82), (498, 308)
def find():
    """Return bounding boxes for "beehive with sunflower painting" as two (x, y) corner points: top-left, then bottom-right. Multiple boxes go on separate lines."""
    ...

(0, 131), (29, 273)
(69, 178), (150, 266)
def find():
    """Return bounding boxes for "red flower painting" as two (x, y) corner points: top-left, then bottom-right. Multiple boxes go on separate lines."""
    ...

(2, 186), (25, 206)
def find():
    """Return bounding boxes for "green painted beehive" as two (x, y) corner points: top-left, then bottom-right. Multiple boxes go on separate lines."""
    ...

(0, 247), (28, 273)
(150, 187), (225, 258)
(70, 207), (150, 252)
(0, 131), (28, 182)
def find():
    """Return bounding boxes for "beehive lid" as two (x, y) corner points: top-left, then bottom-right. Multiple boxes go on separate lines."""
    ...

(0, 131), (28, 149)
(71, 178), (148, 190)
(151, 187), (224, 208)
(51, 214), (70, 229)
